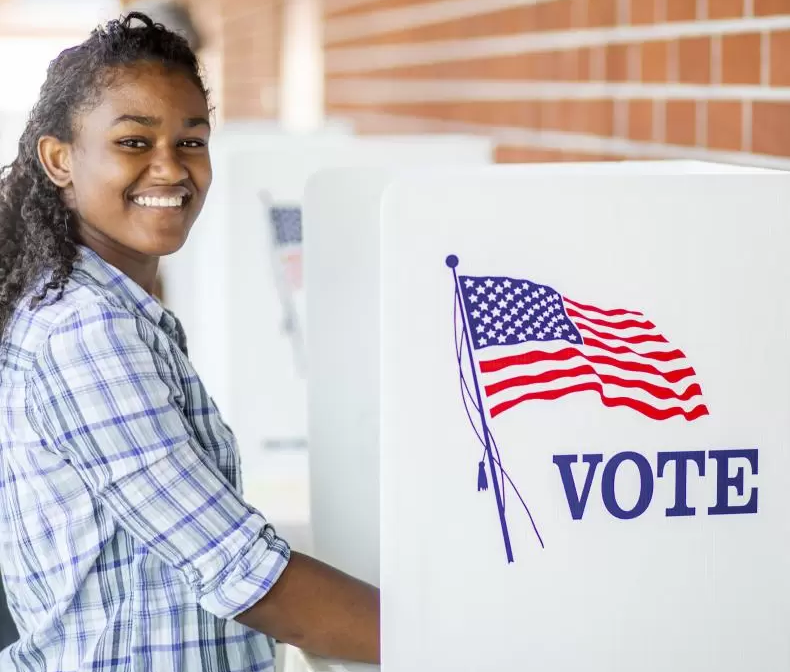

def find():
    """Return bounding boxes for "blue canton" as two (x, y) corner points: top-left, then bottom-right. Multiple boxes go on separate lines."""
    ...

(459, 275), (583, 351)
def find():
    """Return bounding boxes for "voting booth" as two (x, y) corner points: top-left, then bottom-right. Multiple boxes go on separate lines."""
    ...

(163, 129), (492, 541)
(303, 161), (790, 671)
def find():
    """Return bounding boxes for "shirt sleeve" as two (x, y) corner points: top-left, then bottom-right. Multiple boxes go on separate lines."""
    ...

(25, 300), (290, 620)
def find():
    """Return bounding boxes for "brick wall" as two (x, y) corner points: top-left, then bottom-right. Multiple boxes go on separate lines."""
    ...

(221, 0), (285, 120)
(121, 0), (284, 121)
(323, 0), (790, 167)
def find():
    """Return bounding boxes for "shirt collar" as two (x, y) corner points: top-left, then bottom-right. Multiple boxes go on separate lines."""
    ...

(73, 245), (182, 342)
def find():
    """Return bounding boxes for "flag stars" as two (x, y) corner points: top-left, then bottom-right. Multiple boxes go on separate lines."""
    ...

(487, 329), (496, 338)
(503, 314), (512, 323)
(569, 334), (578, 341)
(488, 292), (496, 302)
(498, 299), (508, 309)
(505, 292), (514, 302)
(476, 325), (485, 334)
(482, 315), (492, 325)
(476, 286), (485, 295)
(495, 285), (504, 294)
(494, 320), (503, 331)
(469, 295), (478, 304)
(480, 302), (489, 311)
(522, 282), (530, 291)
(492, 308), (502, 317)
(484, 279), (494, 288)
(526, 327), (534, 335)
(510, 306), (518, 315)
(532, 290), (539, 299)
(471, 309), (481, 318)
(517, 333), (526, 342)
(464, 279), (474, 288)
(516, 300), (525, 309)
(539, 287), (546, 295)
(514, 286), (522, 295)
(479, 337), (488, 346)
(554, 328), (563, 337)
(497, 335), (507, 344)
(503, 280), (512, 289)
(515, 319), (523, 328)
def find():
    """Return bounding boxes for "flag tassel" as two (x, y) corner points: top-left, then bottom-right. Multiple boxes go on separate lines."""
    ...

(477, 460), (488, 491)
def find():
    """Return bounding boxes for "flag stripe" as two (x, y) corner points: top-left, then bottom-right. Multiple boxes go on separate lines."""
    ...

(577, 321), (669, 345)
(479, 346), (696, 384)
(565, 307), (656, 331)
(485, 364), (704, 402)
(488, 381), (710, 421)
(581, 336), (686, 362)
(562, 297), (644, 318)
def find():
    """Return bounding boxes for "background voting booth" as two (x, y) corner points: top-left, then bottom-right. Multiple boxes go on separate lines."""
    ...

(162, 129), (492, 549)
(302, 161), (789, 672)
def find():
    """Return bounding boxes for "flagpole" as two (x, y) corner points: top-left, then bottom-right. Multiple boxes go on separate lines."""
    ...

(447, 254), (514, 563)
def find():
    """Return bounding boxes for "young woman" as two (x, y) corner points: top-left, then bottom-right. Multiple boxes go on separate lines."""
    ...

(0, 12), (379, 671)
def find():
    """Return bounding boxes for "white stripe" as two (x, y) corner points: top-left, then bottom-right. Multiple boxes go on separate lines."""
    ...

(334, 110), (790, 170)
(326, 0), (554, 45)
(326, 16), (790, 73)
(326, 78), (790, 103)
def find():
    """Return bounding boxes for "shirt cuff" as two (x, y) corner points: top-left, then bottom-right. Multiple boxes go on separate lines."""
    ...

(198, 521), (291, 619)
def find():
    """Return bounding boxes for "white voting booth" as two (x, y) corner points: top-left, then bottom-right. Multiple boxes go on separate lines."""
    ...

(162, 129), (492, 544)
(303, 161), (790, 672)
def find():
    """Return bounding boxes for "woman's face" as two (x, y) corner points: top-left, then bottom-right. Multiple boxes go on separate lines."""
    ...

(42, 61), (212, 268)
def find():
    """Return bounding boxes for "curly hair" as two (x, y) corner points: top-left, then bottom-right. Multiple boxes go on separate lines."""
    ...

(0, 11), (208, 341)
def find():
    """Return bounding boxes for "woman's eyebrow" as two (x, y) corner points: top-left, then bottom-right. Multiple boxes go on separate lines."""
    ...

(111, 115), (210, 128)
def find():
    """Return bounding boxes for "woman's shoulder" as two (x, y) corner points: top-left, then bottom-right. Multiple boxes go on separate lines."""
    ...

(6, 273), (139, 362)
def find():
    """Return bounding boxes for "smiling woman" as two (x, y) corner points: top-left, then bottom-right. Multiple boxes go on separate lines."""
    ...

(0, 11), (379, 672)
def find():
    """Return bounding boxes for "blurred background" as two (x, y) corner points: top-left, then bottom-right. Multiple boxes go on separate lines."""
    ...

(3, 0), (789, 168)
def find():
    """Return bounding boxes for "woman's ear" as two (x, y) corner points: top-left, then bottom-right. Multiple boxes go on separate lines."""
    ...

(37, 136), (73, 188)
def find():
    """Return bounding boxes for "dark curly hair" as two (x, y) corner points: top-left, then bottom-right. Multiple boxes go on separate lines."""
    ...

(0, 11), (208, 341)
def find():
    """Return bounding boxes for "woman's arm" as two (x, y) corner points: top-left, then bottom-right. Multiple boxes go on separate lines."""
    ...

(236, 552), (380, 664)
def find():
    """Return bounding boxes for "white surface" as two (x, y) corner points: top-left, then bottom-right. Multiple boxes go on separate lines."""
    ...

(164, 131), (492, 529)
(302, 159), (781, 592)
(282, 646), (379, 672)
(379, 169), (790, 671)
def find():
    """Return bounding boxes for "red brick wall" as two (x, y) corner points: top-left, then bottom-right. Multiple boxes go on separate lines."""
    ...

(323, 0), (790, 167)
(221, 0), (284, 120)
(121, 0), (284, 121)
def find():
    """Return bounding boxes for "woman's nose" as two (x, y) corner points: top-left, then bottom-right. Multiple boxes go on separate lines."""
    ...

(150, 147), (189, 182)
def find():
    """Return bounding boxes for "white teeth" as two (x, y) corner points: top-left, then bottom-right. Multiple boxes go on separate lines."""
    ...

(133, 195), (185, 208)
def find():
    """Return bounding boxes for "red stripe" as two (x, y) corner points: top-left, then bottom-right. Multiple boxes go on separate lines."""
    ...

(484, 364), (704, 402)
(577, 322), (669, 345)
(582, 337), (685, 362)
(566, 307), (656, 331)
(489, 382), (710, 421)
(563, 297), (643, 318)
(479, 347), (695, 384)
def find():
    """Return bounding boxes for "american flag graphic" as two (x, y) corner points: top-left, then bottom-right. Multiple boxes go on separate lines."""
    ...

(270, 206), (303, 290)
(458, 274), (709, 422)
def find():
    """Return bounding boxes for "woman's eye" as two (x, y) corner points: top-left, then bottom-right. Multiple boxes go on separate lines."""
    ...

(180, 139), (207, 149)
(117, 139), (148, 149)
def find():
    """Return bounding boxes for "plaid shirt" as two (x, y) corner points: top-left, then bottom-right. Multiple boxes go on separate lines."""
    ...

(0, 245), (290, 671)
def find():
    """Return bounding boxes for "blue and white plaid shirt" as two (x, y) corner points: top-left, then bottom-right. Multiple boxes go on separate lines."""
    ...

(0, 245), (290, 671)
